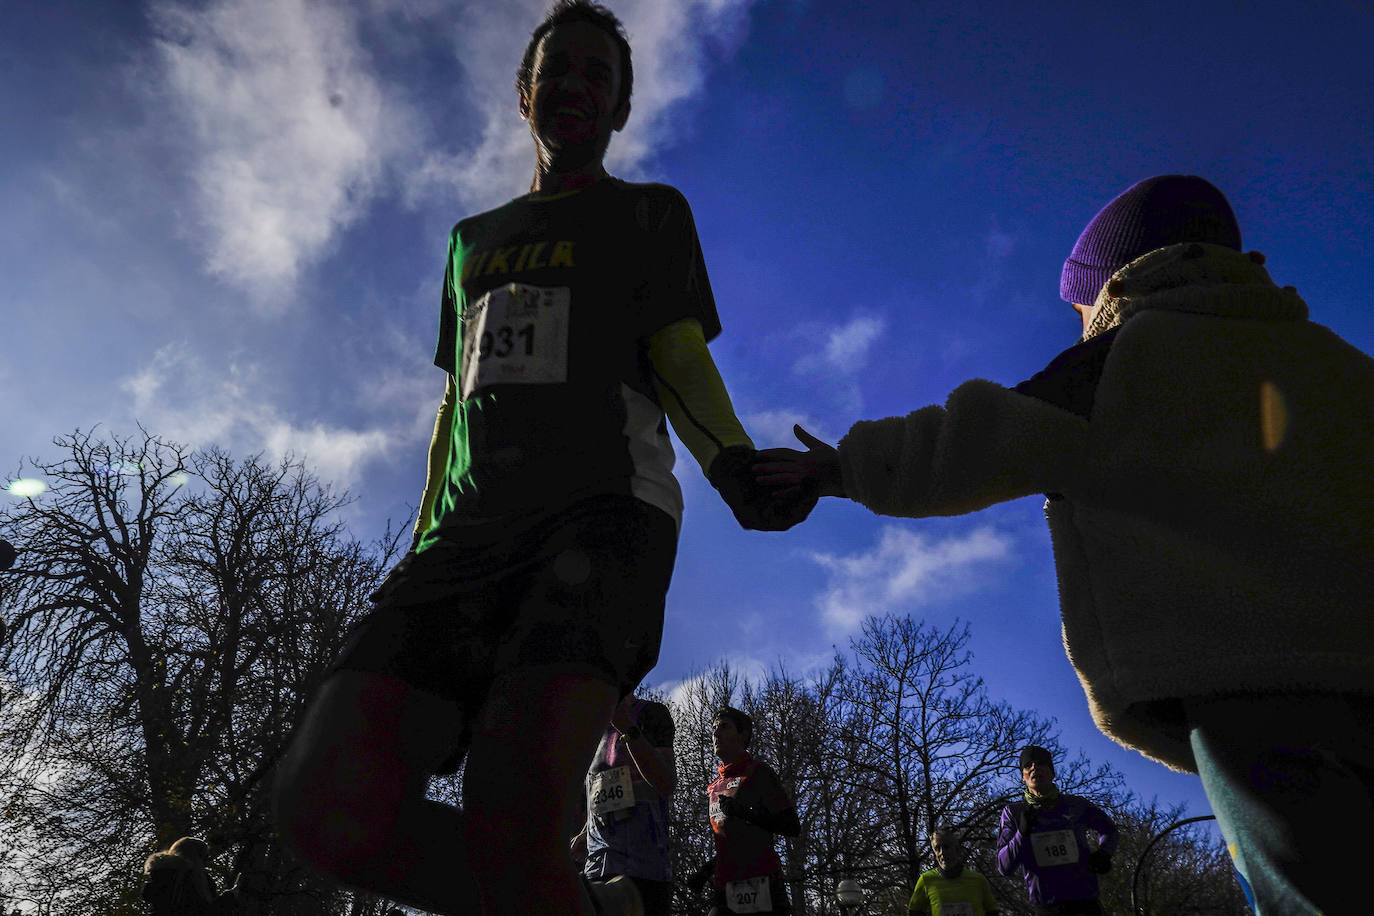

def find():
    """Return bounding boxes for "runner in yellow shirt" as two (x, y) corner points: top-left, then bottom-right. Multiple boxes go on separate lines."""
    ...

(909, 827), (1000, 916)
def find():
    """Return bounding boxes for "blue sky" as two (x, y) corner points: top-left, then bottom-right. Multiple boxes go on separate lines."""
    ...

(5, 0), (1373, 837)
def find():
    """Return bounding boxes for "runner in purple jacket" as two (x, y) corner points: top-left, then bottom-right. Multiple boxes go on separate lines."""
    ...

(996, 746), (1117, 915)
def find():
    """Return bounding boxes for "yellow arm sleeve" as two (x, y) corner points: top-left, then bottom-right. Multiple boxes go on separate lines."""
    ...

(648, 318), (753, 474)
(413, 374), (457, 544)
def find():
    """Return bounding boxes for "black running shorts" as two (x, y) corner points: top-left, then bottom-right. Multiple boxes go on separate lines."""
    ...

(327, 495), (677, 768)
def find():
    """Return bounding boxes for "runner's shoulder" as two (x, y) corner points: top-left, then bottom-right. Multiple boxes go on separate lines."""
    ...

(450, 196), (527, 241)
(605, 178), (695, 232)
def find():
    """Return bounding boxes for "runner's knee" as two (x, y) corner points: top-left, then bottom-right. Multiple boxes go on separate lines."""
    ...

(273, 673), (447, 875)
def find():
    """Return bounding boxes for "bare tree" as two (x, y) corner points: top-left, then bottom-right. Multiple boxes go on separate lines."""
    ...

(0, 429), (401, 915)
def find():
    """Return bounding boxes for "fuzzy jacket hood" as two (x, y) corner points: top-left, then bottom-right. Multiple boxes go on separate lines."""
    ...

(1083, 242), (1306, 338)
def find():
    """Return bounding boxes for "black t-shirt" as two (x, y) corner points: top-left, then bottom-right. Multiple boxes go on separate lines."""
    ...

(426, 177), (720, 536)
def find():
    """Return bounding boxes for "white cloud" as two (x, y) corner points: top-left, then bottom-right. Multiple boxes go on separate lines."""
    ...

(152, 0), (410, 307)
(809, 524), (1012, 634)
(794, 315), (885, 376)
(151, 0), (764, 305)
(742, 409), (835, 451)
(119, 342), (400, 490)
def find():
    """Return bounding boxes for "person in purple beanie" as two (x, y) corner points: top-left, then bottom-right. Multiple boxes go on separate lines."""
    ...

(757, 174), (1374, 915)
(995, 746), (1116, 915)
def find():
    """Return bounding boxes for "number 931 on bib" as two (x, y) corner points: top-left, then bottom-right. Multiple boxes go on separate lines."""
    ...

(460, 283), (570, 399)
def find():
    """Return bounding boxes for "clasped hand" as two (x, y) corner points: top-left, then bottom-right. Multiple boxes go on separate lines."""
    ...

(708, 425), (841, 531)
(754, 424), (846, 499)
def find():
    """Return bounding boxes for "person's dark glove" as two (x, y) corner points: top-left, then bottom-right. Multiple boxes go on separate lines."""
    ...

(1017, 806), (1038, 835)
(708, 446), (817, 531)
(716, 794), (747, 820)
(1087, 848), (1112, 874)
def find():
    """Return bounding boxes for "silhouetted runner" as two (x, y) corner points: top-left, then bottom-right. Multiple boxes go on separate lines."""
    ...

(272, 4), (809, 915)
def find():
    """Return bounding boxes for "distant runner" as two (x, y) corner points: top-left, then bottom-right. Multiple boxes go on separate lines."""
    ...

(688, 706), (800, 915)
(576, 694), (678, 916)
(995, 747), (1116, 916)
(908, 826), (1000, 916)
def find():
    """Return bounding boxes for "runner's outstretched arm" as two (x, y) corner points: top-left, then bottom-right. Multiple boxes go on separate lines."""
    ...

(647, 317), (752, 468)
(412, 374), (457, 549)
(649, 318), (815, 530)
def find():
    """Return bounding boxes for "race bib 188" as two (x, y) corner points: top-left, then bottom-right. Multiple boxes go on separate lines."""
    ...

(726, 876), (772, 914)
(1030, 828), (1079, 867)
(459, 283), (569, 399)
(588, 766), (636, 817)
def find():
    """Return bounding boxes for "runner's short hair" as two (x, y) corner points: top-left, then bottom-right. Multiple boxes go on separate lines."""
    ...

(143, 851), (192, 875)
(713, 705), (753, 747)
(929, 824), (962, 845)
(517, 1), (634, 115)
(168, 837), (209, 863)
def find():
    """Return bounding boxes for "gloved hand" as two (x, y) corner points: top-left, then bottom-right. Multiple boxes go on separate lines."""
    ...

(709, 446), (817, 531)
(1087, 848), (1112, 874)
(1017, 806), (1038, 835)
(716, 794), (746, 820)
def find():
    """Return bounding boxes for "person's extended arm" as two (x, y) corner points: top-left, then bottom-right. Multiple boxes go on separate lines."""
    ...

(1083, 801), (1118, 872)
(648, 318), (814, 530)
(647, 317), (752, 469)
(995, 805), (1026, 877)
(761, 381), (1091, 519)
(412, 374), (456, 548)
(615, 733), (677, 798)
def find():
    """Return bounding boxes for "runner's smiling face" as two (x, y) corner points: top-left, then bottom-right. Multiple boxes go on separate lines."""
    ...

(930, 832), (964, 871)
(521, 21), (629, 171)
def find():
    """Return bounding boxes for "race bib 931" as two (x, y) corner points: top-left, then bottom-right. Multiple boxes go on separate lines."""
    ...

(460, 283), (569, 399)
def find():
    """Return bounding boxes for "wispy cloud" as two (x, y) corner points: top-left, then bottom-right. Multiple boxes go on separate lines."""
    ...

(809, 524), (1012, 634)
(119, 342), (399, 490)
(653, 648), (834, 710)
(152, 0), (412, 308)
(743, 409), (836, 451)
(793, 315), (886, 376)
(151, 0), (764, 306)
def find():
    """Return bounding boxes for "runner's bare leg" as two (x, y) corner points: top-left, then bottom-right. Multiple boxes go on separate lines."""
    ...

(463, 667), (618, 916)
(273, 670), (480, 914)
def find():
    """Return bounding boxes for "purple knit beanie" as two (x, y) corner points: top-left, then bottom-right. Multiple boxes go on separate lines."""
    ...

(1060, 175), (1242, 305)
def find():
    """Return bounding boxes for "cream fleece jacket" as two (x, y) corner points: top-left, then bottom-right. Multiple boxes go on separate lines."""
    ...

(838, 243), (1374, 771)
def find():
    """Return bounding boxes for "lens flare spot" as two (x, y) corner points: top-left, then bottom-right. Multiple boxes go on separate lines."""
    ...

(7, 479), (47, 498)
(170, 472), (191, 488)
(1259, 380), (1288, 453)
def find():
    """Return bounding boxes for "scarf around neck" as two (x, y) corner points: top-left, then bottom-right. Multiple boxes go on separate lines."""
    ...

(718, 753), (754, 779)
(1024, 784), (1061, 809)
